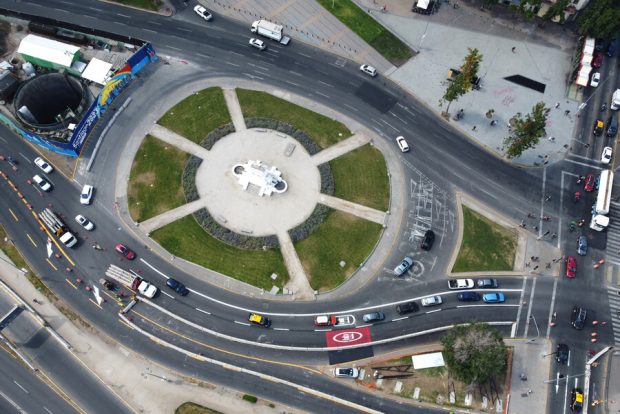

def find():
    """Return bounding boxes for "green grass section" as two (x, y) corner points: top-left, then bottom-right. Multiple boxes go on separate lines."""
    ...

(128, 135), (188, 222)
(0, 226), (53, 298)
(108, 0), (160, 11)
(151, 216), (289, 290)
(316, 0), (413, 64)
(175, 402), (224, 414)
(452, 206), (516, 272)
(295, 210), (382, 291)
(329, 144), (389, 211)
(235, 88), (351, 149)
(158, 88), (232, 144)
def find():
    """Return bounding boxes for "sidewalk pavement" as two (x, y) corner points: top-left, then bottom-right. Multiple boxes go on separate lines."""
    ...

(606, 350), (620, 413)
(0, 249), (301, 414)
(197, 0), (580, 166)
(505, 338), (552, 414)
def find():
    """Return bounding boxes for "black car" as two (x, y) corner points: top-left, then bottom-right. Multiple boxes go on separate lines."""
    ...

(571, 306), (587, 330)
(421, 230), (435, 251)
(457, 292), (480, 302)
(476, 278), (498, 288)
(396, 301), (419, 315)
(556, 343), (569, 364)
(166, 278), (189, 296)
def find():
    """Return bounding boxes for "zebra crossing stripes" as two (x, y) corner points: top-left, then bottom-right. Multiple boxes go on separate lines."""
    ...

(608, 288), (620, 345)
(605, 201), (620, 265)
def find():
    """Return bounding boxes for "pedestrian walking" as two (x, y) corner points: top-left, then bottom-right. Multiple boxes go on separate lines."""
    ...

(555, 102), (560, 109)
(472, 125), (477, 131)
(526, 262), (530, 267)
(546, 263), (551, 269)
(530, 256), (535, 261)
(543, 230), (550, 236)
(564, 110), (570, 116)
(548, 136), (555, 142)
(533, 266), (539, 270)
(512, 46), (516, 53)
(534, 225), (539, 231)
(551, 233), (557, 239)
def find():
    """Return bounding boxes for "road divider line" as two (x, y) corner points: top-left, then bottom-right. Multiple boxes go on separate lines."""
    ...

(26, 234), (37, 247)
(119, 313), (383, 414)
(273, 328), (290, 331)
(8, 208), (18, 221)
(196, 308), (211, 315)
(89, 299), (102, 310)
(46, 259), (57, 271)
(545, 278), (558, 338)
(513, 277), (528, 338)
(391, 317), (408, 322)
(65, 278), (77, 289)
(234, 321), (250, 326)
(523, 277), (537, 338)
(425, 309), (442, 314)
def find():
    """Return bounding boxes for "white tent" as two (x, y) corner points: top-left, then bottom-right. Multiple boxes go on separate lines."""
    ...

(583, 37), (595, 56)
(411, 352), (445, 369)
(81, 58), (112, 85)
(17, 34), (80, 68)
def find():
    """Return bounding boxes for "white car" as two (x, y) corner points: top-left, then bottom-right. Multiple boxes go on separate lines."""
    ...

(590, 72), (600, 88)
(334, 367), (359, 378)
(396, 136), (410, 152)
(249, 38), (266, 51)
(193, 5), (213, 21)
(80, 184), (93, 205)
(75, 214), (94, 231)
(359, 64), (377, 77)
(33, 174), (52, 191)
(34, 157), (53, 174)
(601, 146), (612, 164)
(421, 295), (442, 307)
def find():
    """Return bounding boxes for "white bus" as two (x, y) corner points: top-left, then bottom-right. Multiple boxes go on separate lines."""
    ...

(595, 170), (613, 215)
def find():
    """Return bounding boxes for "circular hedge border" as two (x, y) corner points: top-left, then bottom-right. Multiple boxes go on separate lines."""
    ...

(181, 119), (335, 250)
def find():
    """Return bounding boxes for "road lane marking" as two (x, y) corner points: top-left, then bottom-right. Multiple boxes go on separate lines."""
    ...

(564, 158), (603, 169)
(425, 309), (442, 314)
(546, 278), (558, 338)
(315, 91), (330, 98)
(234, 321), (250, 326)
(13, 380), (28, 393)
(196, 308), (211, 315)
(273, 328), (289, 331)
(89, 299), (102, 309)
(523, 277), (537, 338)
(8, 208), (18, 221)
(65, 278), (77, 289)
(161, 291), (174, 299)
(47, 259), (58, 271)
(513, 277), (527, 337)
(389, 111), (408, 125)
(26, 234), (37, 247)
(392, 317), (408, 322)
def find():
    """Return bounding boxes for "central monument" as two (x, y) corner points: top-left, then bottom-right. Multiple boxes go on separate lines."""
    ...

(232, 160), (288, 197)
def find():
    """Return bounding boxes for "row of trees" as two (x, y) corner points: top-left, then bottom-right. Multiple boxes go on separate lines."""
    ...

(440, 48), (549, 159)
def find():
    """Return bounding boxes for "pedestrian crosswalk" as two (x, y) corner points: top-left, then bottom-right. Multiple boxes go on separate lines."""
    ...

(609, 288), (620, 346)
(605, 201), (620, 265)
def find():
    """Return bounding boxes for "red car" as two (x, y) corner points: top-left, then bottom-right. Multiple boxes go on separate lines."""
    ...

(592, 52), (603, 69)
(565, 256), (577, 278)
(584, 173), (595, 192)
(115, 243), (136, 260)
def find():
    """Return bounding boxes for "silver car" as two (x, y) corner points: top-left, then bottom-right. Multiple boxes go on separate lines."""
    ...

(421, 295), (442, 307)
(394, 256), (414, 276)
(577, 236), (587, 256)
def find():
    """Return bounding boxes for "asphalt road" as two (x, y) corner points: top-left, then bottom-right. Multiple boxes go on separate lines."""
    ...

(0, 0), (617, 412)
(0, 345), (79, 414)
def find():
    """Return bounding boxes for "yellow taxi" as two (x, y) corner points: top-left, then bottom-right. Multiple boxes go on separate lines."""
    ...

(248, 313), (271, 328)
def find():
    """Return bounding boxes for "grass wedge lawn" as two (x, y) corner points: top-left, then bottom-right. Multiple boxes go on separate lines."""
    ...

(128, 135), (188, 222)
(452, 206), (516, 272)
(159, 87), (232, 144)
(152, 216), (289, 290)
(236, 88), (351, 149)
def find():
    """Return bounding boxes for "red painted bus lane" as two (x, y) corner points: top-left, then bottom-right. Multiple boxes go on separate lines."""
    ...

(325, 327), (371, 347)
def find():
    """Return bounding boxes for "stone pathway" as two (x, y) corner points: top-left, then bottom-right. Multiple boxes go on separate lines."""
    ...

(277, 230), (315, 299)
(149, 123), (211, 159)
(222, 87), (247, 131)
(319, 194), (387, 224)
(310, 133), (371, 165)
(140, 199), (205, 233)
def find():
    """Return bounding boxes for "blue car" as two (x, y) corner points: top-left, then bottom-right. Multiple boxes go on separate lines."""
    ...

(482, 292), (505, 303)
(166, 278), (189, 296)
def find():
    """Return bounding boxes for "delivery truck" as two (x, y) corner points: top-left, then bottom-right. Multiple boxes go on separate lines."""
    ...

(105, 264), (158, 298)
(251, 20), (290, 45)
(39, 208), (77, 248)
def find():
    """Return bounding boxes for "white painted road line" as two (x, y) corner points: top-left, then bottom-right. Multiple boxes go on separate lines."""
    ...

(426, 309), (442, 314)
(234, 321), (250, 326)
(545, 278), (558, 338)
(513, 277), (528, 338)
(392, 316), (408, 322)
(564, 158), (603, 169)
(161, 291), (174, 299)
(523, 277), (537, 338)
(273, 328), (290, 331)
(196, 308), (211, 315)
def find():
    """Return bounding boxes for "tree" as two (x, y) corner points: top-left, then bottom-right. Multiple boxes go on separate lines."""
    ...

(577, 0), (620, 40)
(440, 48), (483, 116)
(503, 102), (549, 158)
(440, 323), (507, 385)
(543, 0), (569, 22)
(515, 0), (542, 19)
